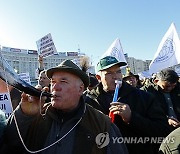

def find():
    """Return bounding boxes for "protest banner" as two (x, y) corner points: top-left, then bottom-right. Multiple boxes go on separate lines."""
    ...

(36, 33), (57, 58)
(0, 92), (12, 119)
(18, 72), (31, 85)
(0, 79), (13, 119)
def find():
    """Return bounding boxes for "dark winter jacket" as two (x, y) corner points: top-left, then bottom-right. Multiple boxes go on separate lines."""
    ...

(141, 82), (180, 131)
(0, 97), (128, 154)
(85, 81), (170, 154)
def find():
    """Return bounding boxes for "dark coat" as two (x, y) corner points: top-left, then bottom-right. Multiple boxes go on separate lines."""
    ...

(85, 81), (171, 154)
(0, 97), (128, 154)
(141, 81), (180, 131)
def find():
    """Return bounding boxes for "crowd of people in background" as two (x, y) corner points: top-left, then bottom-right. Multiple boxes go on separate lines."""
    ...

(0, 55), (180, 154)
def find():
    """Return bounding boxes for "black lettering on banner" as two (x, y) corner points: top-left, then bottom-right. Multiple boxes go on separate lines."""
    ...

(0, 95), (3, 101)
(0, 104), (6, 110)
(0, 94), (9, 101)
(40, 36), (49, 42)
(40, 42), (54, 51)
(40, 39), (52, 46)
(41, 47), (53, 54)
(42, 51), (54, 57)
(4, 94), (8, 100)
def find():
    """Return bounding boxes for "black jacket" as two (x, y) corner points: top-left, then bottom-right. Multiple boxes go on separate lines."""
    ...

(141, 82), (180, 131)
(0, 97), (128, 154)
(85, 81), (170, 154)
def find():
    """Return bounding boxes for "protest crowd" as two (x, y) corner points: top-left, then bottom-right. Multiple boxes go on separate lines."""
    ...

(0, 26), (180, 154)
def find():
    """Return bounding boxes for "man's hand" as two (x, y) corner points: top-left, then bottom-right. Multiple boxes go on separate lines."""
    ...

(109, 102), (131, 124)
(168, 117), (180, 127)
(20, 86), (48, 116)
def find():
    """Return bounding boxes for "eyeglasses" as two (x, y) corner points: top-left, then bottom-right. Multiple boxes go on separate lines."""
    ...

(104, 70), (122, 76)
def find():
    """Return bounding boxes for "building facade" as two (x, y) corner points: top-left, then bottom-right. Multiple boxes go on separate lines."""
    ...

(125, 53), (151, 75)
(0, 46), (88, 85)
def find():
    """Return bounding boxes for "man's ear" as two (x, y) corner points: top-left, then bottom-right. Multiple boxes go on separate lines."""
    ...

(95, 74), (101, 82)
(79, 83), (85, 94)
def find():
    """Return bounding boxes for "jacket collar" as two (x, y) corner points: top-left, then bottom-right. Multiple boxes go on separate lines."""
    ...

(46, 96), (86, 122)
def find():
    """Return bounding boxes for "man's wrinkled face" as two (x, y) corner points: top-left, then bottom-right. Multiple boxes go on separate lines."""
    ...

(96, 65), (122, 92)
(50, 72), (84, 111)
(156, 80), (177, 93)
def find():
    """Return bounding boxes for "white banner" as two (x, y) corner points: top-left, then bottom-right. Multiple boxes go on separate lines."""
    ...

(149, 23), (180, 74)
(138, 70), (151, 80)
(36, 33), (57, 58)
(101, 38), (127, 65)
(0, 92), (12, 119)
(18, 72), (31, 85)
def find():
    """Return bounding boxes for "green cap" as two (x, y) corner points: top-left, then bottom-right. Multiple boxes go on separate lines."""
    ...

(96, 56), (127, 72)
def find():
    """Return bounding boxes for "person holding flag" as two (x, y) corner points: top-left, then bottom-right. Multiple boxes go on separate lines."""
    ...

(84, 56), (170, 154)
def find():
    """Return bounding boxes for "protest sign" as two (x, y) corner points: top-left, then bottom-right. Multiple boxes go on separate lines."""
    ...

(0, 92), (12, 119)
(18, 72), (31, 85)
(36, 33), (57, 58)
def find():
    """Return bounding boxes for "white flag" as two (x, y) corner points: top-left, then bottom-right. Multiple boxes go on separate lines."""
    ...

(138, 70), (151, 80)
(102, 38), (127, 65)
(149, 23), (180, 74)
(175, 65), (180, 76)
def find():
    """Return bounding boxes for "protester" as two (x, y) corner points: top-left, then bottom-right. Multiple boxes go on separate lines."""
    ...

(159, 126), (180, 154)
(141, 68), (180, 130)
(37, 70), (50, 88)
(123, 69), (142, 88)
(35, 55), (51, 102)
(87, 74), (99, 90)
(84, 56), (170, 154)
(0, 109), (7, 145)
(1, 59), (128, 154)
(36, 70), (51, 103)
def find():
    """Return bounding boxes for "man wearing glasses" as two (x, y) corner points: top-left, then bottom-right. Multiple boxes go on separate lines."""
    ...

(84, 56), (170, 154)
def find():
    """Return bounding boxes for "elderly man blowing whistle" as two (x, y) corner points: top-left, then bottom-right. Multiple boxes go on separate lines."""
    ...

(84, 56), (170, 154)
